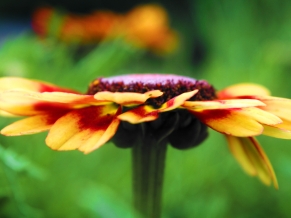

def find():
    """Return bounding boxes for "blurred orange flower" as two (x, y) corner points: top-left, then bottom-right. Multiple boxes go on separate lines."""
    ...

(59, 11), (122, 43)
(31, 7), (55, 37)
(31, 4), (178, 53)
(119, 4), (178, 53)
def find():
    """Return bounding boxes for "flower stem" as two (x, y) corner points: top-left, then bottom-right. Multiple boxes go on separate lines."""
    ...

(132, 132), (167, 218)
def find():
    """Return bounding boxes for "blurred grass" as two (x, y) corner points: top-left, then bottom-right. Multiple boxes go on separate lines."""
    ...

(1, 0), (291, 217)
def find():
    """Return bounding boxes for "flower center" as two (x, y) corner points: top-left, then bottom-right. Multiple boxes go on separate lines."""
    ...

(87, 74), (216, 107)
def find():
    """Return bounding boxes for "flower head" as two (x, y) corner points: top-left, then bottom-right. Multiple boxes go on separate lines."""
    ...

(119, 4), (178, 53)
(1, 75), (291, 188)
(31, 5), (177, 53)
(32, 7), (122, 43)
(59, 11), (122, 44)
(31, 7), (55, 38)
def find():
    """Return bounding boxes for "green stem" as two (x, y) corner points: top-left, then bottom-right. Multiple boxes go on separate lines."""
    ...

(132, 133), (167, 218)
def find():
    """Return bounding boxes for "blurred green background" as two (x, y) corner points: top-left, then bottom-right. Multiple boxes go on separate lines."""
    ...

(1, 0), (291, 217)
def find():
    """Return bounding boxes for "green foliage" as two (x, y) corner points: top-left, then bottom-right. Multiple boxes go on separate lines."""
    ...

(1, 0), (291, 217)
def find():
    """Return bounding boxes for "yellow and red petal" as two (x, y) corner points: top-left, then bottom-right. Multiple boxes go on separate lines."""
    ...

(257, 96), (291, 122)
(1, 111), (68, 136)
(191, 107), (281, 137)
(217, 83), (270, 99)
(118, 105), (159, 124)
(53, 118), (120, 154)
(0, 110), (18, 117)
(45, 104), (121, 152)
(118, 90), (197, 124)
(94, 90), (163, 105)
(235, 107), (282, 126)
(0, 77), (78, 93)
(226, 136), (278, 188)
(0, 90), (100, 116)
(78, 118), (120, 154)
(158, 90), (198, 112)
(262, 123), (291, 139)
(183, 99), (265, 110)
(190, 108), (264, 137)
(1, 90), (97, 104)
(0, 92), (50, 115)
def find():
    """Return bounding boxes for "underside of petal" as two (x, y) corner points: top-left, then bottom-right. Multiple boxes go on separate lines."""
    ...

(183, 99), (265, 110)
(118, 105), (159, 124)
(45, 104), (121, 153)
(1, 111), (68, 136)
(263, 123), (291, 139)
(236, 107), (282, 126)
(94, 90), (163, 105)
(226, 135), (256, 176)
(257, 96), (291, 122)
(0, 77), (77, 93)
(226, 136), (278, 189)
(217, 83), (270, 99)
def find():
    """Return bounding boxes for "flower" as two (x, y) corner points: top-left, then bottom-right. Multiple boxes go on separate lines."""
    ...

(31, 5), (177, 53)
(119, 4), (178, 54)
(31, 7), (55, 38)
(0, 75), (291, 188)
(59, 11), (122, 44)
(32, 7), (121, 43)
